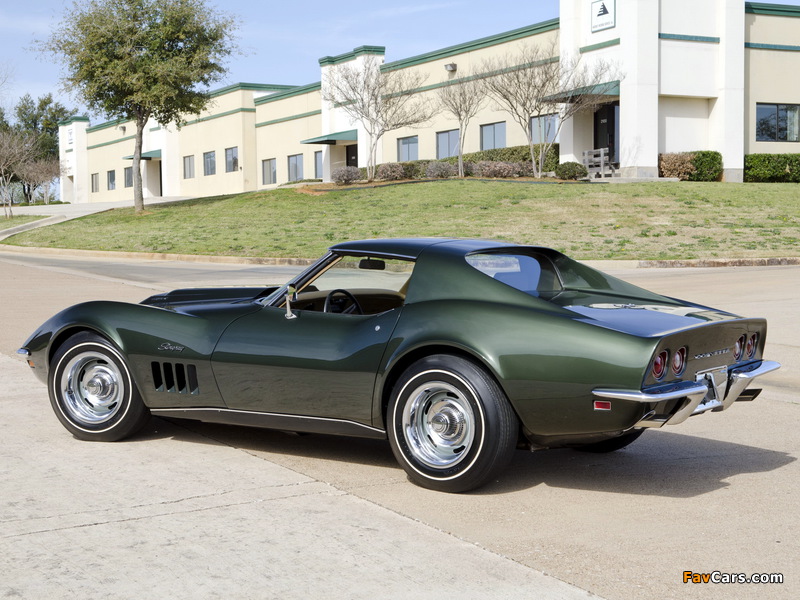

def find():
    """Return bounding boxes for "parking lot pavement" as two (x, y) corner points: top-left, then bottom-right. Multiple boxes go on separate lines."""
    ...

(1, 252), (798, 600)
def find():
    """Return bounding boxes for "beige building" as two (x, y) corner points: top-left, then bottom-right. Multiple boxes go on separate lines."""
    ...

(60, 0), (800, 203)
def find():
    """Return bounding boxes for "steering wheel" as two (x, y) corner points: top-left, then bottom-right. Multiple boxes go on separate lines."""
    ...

(323, 289), (363, 314)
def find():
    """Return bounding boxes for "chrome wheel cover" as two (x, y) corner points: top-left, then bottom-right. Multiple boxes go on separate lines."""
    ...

(401, 381), (475, 469)
(59, 351), (125, 425)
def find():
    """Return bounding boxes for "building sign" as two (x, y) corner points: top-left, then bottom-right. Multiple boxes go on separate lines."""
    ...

(591, 0), (616, 33)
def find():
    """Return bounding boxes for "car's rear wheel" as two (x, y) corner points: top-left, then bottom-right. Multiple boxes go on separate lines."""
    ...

(387, 355), (518, 493)
(48, 332), (150, 442)
(573, 429), (646, 453)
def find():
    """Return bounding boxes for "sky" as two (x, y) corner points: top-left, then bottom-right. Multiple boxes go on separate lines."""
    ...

(0, 0), (561, 119)
(2, 1), (800, 121)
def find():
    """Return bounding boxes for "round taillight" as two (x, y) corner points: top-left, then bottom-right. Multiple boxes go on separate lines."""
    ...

(653, 350), (669, 380)
(733, 335), (746, 361)
(671, 347), (687, 376)
(746, 333), (758, 359)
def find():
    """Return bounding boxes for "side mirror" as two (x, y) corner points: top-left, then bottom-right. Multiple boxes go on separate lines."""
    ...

(359, 258), (386, 271)
(285, 285), (298, 320)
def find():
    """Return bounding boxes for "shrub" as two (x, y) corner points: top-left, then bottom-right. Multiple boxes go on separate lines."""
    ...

(659, 153), (696, 180)
(441, 144), (560, 175)
(554, 161), (588, 180)
(744, 154), (800, 182)
(474, 161), (517, 178)
(425, 161), (456, 179)
(377, 162), (405, 181)
(689, 151), (723, 182)
(331, 166), (361, 185)
(398, 160), (431, 179)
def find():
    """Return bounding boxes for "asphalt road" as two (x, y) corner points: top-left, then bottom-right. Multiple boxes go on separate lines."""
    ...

(1, 250), (797, 600)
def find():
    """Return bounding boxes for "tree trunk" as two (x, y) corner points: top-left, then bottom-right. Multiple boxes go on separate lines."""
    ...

(132, 113), (148, 213)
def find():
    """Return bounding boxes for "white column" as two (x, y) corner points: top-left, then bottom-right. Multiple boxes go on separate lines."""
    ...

(618, 0), (660, 178)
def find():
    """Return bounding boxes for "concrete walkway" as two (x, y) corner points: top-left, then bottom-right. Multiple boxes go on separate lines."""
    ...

(1, 196), (189, 241)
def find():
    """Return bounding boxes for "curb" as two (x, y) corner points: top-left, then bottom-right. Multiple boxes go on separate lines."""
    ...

(0, 243), (316, 266)
(0, 242), (797, 269)
(638, 257), (800, 268)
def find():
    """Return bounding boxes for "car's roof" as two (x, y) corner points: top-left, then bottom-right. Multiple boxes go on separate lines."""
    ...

(329, 238), (519, 259)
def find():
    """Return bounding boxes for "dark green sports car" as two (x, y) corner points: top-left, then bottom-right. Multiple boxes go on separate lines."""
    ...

(19, 238), (780, 492)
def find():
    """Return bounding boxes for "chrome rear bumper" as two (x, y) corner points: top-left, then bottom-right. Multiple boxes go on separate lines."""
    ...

(593, 360), (781, 429)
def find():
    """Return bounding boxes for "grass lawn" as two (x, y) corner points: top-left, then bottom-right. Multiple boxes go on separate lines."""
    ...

(0, 215), (47, 232)
(2, 180), (798, 260)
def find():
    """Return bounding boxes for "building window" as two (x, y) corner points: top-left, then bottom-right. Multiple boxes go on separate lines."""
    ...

(288, 154), (303, 181)
(756, 103), (800, 142)
(480, 122), (506, 150)
(314, 151), (323, 179)
(107, 170), (116, 191)
(262, 158), (276, 185)
(183, 155), (195, 179)
(90, 173), (99, 193)
(436, 130), (460, 159)
(397, 136), (419, 161)
(531, 114), (558, 144)
(225, 147), (239, 172)
(203, 151), (216, 176)
(124, 166), (133, 188)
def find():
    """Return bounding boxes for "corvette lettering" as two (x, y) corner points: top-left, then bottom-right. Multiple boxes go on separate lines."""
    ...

(158, 342), (185, 352)
(694, 348), (730, 360)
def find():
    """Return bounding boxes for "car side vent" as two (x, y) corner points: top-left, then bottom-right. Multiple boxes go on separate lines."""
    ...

(151, 362), (199, 395)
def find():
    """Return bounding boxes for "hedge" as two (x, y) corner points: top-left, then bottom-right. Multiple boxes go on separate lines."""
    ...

(658, 151), (723, 181)
(744, 154), (800, 183)
(377, 144), (559, 180)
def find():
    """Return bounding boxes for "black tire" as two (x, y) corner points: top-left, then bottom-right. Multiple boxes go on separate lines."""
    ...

(573, 429), (646, 453)
(387, 355), (518, 493)
(48, 332), (150, 442)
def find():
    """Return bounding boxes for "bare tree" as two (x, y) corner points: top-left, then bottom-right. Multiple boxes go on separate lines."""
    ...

(0, 130), (38, 218)
(323, 56), (436, 180)
(16, 157), (61, 205)
(437, 74), (485, 177)
(483, 39), (620, 177)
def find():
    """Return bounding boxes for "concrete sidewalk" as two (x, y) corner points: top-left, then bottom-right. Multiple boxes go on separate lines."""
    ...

(1, 196), (190, 241)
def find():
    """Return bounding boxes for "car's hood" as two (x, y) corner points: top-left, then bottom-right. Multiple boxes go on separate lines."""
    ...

(548, 290), (739, 337)
(141, 286), (279, 316)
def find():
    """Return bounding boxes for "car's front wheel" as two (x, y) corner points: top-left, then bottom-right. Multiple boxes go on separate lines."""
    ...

(387, 355), (518, 493)
(48, 332), (150, 442)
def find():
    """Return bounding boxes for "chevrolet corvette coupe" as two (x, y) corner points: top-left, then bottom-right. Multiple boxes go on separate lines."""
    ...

(19, 238), (780, 492)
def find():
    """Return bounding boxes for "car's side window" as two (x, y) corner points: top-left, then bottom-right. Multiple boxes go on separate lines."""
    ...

(293, 256), (416, 315)
(466, 252), (562, 296)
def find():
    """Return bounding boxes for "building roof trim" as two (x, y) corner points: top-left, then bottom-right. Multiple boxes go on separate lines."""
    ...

(254, 82), (322, 105)
(319, 46), (386, 66)
(381, 18), (559, 72)
(745, 2), (800, 17)
(57, 116), (90, 127)
(209, 82), (296, 98)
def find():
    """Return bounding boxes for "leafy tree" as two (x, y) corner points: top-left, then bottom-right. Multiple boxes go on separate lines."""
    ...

(39, 0), (238, 213)
(14, 94), (74, 159)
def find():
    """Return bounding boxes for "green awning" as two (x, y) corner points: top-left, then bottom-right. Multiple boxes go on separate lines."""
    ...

(300, 129), (358, 145)
(123, 149), (162, 160)
(545, 80), (620, 103)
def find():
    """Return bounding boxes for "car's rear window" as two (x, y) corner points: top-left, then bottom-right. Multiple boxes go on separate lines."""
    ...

(466, 253), (562, 296)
